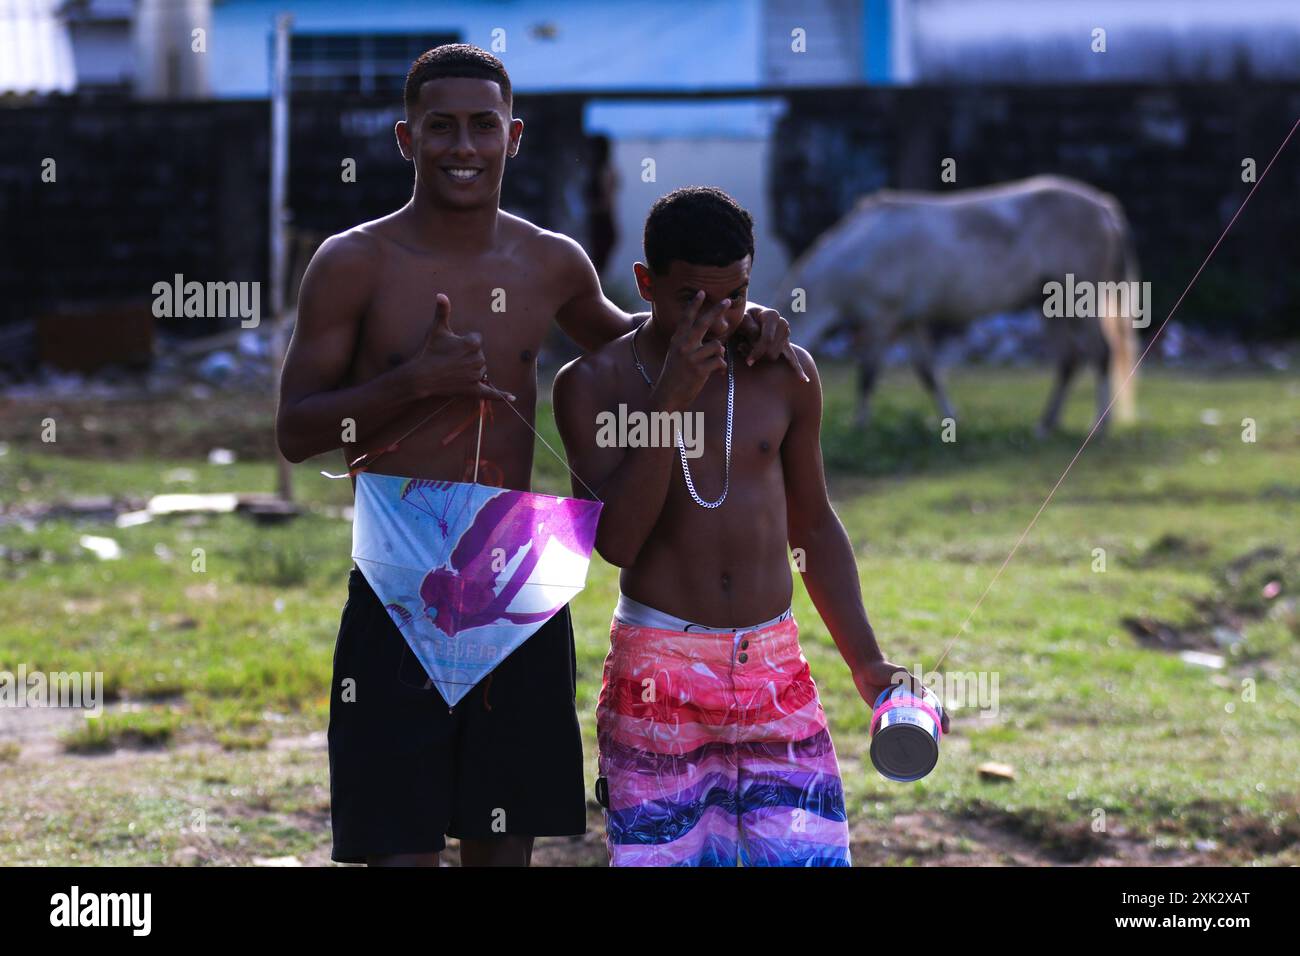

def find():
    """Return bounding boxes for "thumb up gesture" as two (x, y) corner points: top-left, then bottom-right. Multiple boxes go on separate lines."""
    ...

(410, 294), (515, 402)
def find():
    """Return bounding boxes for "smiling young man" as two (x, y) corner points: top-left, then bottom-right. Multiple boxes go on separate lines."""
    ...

(275, 46), (800, 867)
(553, 187), (946, 866)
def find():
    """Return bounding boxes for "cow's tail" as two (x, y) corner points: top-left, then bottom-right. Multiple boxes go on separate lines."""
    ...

(1100, 203), (1140, 424)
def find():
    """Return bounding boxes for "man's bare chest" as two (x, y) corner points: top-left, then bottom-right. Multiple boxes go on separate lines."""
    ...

(609, 369), (792, 475)
(358, 260), (558, 385)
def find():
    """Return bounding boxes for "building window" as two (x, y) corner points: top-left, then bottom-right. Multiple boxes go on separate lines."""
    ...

(287, 32), (461, 95)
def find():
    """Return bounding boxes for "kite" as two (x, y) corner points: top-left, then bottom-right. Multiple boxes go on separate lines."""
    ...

(352, 472), (600, 704)
(326, 396), (603, 706)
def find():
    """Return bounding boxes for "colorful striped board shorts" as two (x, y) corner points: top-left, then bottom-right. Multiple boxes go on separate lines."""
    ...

(595, 608), (851, 866)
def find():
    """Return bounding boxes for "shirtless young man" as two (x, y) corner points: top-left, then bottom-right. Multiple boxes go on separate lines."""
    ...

(553, 187), (948, 866)
(275, 46), (797, 867)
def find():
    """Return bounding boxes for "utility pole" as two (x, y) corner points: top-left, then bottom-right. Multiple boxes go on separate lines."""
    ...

(270, 12), (294, 502)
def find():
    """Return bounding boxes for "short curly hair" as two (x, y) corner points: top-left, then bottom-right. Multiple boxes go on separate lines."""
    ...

(643, 186), (755, 275)
(404, 44), (512, 114)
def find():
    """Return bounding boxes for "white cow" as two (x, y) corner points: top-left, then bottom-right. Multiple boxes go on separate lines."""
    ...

(778, 175), (1140, 434)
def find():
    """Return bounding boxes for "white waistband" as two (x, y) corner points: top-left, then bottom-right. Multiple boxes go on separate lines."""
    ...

(614, 593), (792, 634)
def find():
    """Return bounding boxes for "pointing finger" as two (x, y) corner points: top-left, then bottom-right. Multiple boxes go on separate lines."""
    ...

(782, 343), (810, 382)
(682, 289), (706, 322)
(678, 290), (709, 343)
(747, 310), (779, 366)
(688, 297), (730, 346)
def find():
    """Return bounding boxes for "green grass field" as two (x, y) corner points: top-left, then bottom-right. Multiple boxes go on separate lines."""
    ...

(1, 364), (1297, 865)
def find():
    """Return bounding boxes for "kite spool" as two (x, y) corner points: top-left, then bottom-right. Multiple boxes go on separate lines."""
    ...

(869, 683), (944, 782)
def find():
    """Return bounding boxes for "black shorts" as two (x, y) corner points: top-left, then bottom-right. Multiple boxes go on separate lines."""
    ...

(327, 568), (586, 862)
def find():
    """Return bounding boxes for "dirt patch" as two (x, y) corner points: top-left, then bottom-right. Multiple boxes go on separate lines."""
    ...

(1124, 533), (1212, 570)
(1123, 545), (1299, 656)
(2, 712), (1289, 866)
(1171, 796), (1300, 861)
(521, 808), (1221, 868)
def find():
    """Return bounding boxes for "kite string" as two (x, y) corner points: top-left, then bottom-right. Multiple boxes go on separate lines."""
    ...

(322, 376), (603, 503)
(473, 398), (486, 484)
(928, 111), (1300, 675)
(480, 381), (604, 502)
(319, 398), (457, 479)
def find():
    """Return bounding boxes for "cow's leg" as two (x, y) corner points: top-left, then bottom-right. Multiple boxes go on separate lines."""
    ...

(1036, 354), (1078, 438)
(855, 346), (882, 429)
(912, 324), (956, 423)
(852, 323), (883, 429)
(1037, 304), (1095, 438)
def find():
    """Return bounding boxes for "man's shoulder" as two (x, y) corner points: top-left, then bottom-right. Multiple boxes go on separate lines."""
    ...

(312, 220), (387, 272)
(296, 225), (389, 310)
(739, 340), (820, 409)
(782, 342), (822, 409)
(554, 331), (634, 393)
(321, 207), (458, 262)
(502, 214), (590, 270)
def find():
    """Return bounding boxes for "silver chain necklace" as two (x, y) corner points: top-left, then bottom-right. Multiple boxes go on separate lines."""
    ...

(631, 319), (733, 509)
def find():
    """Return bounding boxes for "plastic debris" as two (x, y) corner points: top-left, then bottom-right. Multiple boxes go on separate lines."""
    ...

(115, 510), (153, 529)
(147, 493), (239, 516)
(78, 535), (122, 561)
(1178, 650), (1225, 669)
